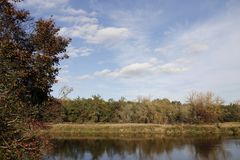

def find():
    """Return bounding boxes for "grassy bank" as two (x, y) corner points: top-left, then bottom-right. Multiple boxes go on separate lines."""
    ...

(44, 122), (240, 138)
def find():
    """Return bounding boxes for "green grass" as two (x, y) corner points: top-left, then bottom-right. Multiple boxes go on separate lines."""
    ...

(43, 122), (240, 138)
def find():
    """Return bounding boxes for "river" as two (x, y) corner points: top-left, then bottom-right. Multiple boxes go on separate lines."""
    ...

(43, 137), (240, 160)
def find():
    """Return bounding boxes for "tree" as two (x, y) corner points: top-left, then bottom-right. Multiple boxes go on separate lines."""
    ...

(0, 0), (70, 159)
(221, 103), (240, 122)
(187, 91), (223, 123)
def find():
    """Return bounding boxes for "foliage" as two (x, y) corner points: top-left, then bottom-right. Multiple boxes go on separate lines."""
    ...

(187, 92), (223, 123)
(58, 93), (239, 124)
(0, 0), (70, 159)
(60, 95), (188, 124)
(221, 103), (240, 122)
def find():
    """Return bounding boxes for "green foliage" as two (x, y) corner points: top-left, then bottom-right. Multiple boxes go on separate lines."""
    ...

(58, 93), (240, 125)
(60, 96), (189, 124)
(221, 103), (240, 122)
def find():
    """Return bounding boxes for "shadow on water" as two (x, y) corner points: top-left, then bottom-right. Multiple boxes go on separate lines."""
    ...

(43, 137), (240, 160)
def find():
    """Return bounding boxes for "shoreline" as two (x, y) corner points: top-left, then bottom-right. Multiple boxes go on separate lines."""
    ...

(44, 122), (240, 138)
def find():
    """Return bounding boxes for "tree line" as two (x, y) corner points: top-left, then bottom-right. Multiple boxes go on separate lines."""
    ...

(46, 91), (240, 124)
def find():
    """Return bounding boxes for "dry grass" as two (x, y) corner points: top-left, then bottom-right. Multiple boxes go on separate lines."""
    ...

(43, 122), (240, 138)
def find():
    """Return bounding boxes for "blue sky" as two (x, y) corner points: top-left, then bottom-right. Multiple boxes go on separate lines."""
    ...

(19, 0), (240, 102)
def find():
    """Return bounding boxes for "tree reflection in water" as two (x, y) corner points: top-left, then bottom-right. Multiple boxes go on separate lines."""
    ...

(44, 137), (240, 160)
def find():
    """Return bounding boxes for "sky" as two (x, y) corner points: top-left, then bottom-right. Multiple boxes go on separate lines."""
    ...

(18, 0), (240, 102)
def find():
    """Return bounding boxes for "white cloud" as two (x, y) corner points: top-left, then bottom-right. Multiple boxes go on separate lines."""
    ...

(55, 6), (98, 25)
(56, 15), (97, 25)
(20, 0), (69, 9)
(21, 0), (98, 26)
(116, 62), (153, 76)
(154, 45), (174, 54)
(61, 7), (87, 15)
(21, 0), (131, 45)
(59, 7), (97, 18)
(61, 25), (130, 44)
(87, 27), (130, 44)
(60, 24), (98, 37)
(154, 58), (190, 74)
(94, 69), (112, 77)
(66, 46), (93, 57)
(184, 43), (209, 54)
(95, 62), (153, 78)
(148, 2), (240, 102)
(160, 9), (239, 56)
(77, 75), (92, 80)
(156, 62), (188, 73)
(110, 9), (164, 32)
(93, 58), (188, 79)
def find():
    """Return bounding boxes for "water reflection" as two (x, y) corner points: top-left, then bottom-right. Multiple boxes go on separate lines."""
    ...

(44, 137), (240, 160)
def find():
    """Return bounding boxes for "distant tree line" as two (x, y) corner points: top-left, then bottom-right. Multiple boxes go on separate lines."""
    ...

(45, 91), (240, 124)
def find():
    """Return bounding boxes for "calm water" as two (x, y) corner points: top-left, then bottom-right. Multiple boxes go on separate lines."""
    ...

(43, 137), (240, 160)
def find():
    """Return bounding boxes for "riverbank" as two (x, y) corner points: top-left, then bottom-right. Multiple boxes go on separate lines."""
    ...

(44, 122), (240, 138)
